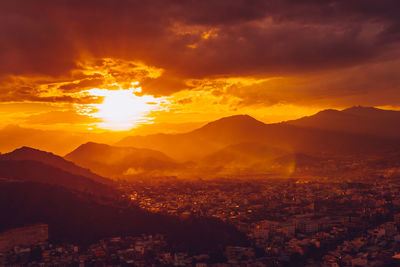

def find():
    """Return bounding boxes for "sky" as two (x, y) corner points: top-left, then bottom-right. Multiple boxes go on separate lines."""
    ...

(1, 0), (400, 135)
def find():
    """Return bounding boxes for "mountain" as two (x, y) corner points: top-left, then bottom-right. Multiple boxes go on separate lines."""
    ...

(0, 180), (248, 250)
(286, 106), (400, 139)
(117, 113), (400, 161)
(117, 115), (275, 161)
(0, 160), (118, 198)
(65, 142), (179, 178)
(0, 146), (114, 185)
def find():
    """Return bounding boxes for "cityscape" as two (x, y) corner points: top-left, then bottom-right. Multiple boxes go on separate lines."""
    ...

(3, 176), (400, 266)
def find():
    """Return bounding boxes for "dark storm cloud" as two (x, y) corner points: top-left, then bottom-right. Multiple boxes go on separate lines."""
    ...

(0, 0), (399, 99)
(224, 58), (400, 107)
(59, 78), (105, 92)
(0, 83), (100, 104)
(140, 72), (188, 96)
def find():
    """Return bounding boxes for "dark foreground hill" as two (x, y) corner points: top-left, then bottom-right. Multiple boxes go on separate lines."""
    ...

(0, 160), (118, 198)
(0, 180), (248, 252)
(0, 146), (113, 185)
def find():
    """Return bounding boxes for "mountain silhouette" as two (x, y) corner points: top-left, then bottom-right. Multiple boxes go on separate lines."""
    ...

(117, 111), (400, 161)
(65, 142), (179, 178)
(286, 106), (400, 139)
(0, 160), (118, 198)
(117, 115), (273, 161)
(0, 146), (114, 185)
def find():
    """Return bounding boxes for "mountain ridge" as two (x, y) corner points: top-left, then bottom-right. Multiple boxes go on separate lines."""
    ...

(286, 106), (400, 139)
(117, 107), (400, 161)
(0, 159), (118, 198)
(0, 146), (114, 185)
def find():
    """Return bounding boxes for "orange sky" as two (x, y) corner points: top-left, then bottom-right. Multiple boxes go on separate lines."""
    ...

(1, 0), (400, 140)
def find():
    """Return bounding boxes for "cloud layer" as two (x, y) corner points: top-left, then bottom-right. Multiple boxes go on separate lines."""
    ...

(1, 0), (400, 128)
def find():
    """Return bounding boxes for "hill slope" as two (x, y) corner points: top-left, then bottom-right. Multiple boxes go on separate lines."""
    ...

(0, 160), (118, 198)
(0, 146), (113, 185)
(286, 106), (400, 139)
(0, 180), (248, 251)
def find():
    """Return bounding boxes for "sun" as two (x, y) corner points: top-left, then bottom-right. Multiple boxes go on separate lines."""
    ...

(86, 85), (166, 131)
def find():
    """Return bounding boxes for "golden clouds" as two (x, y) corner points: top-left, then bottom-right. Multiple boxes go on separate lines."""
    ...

(1, 0), (400, 112)
(1, 54), (399, 133)
(169, 22), (219, 49)
(0, 58), (169, 131)
(0, 64), (324, 132)
(157, 76), (321, 125)
(74, 58), (164, 85)
(202, 29), (218, 40)
(0, 58), (164, 102)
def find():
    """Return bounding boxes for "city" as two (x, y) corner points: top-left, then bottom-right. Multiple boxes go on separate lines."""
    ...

(3, 174), (400, 266)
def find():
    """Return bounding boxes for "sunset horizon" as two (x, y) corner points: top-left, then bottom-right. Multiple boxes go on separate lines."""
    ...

(1, 0), (400, 136)
(0, 104), (397, 156)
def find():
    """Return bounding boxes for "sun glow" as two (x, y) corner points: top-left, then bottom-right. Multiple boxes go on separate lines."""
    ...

(85, 83), (167, 130)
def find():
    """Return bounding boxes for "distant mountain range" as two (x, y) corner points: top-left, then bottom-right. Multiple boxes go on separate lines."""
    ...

(106, 106), (400, 177)
(4, 106), (398, 181)
(117, 107), (400, 162)
(286, 106), (400, 139)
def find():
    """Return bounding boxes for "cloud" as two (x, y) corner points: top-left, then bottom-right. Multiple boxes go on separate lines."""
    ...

(58, 78), (105, 92)
(0, 58), (164, 103)
(0, 0), (399, 107)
